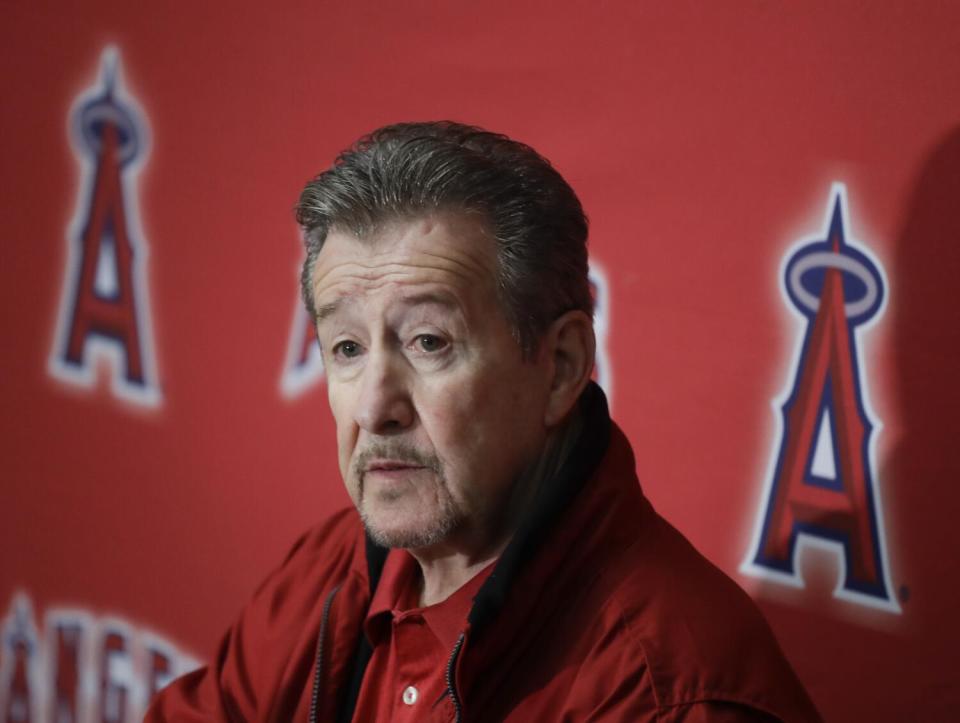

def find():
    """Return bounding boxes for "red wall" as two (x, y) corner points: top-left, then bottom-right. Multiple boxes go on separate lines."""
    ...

(3, 2), (959, 720)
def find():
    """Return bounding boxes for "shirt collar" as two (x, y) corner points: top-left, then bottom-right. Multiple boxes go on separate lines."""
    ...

(364, 548), (417, 645)
(364, 548), (496, 650)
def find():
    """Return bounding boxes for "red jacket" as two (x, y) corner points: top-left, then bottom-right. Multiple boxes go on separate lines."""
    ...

(147, 386), (821, 722)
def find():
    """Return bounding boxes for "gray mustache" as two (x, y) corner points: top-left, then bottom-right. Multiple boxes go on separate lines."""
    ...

(353, 442), (443, 479)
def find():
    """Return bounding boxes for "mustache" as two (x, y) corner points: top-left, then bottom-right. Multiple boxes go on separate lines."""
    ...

(353, 442), (443, 478)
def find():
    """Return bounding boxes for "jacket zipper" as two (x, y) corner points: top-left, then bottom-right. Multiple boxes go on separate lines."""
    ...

(309, 585), (341, 723)
(444, 633), (466, 722)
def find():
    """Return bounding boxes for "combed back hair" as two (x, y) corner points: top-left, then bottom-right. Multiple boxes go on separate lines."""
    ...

(295, 121), (591, 355)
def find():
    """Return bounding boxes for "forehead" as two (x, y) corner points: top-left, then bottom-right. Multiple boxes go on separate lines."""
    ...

(309, 213), (499, 312)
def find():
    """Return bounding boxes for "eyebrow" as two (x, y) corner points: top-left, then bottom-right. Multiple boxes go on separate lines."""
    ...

(314, 300), (342, 323)
(396, 292), (462, 313)
(314, 292), (462, 324)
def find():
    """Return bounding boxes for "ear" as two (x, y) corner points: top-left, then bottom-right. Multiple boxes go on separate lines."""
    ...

(542, 310), (596, 427)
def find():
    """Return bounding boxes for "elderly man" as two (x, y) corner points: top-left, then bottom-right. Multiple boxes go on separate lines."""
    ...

(147, 122), (820, 722)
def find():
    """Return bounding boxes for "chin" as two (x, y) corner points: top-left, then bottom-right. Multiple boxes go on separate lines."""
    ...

(360, 503), (462, 550)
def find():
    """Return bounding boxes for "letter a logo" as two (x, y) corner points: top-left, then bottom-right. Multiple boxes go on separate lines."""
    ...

(49, 48), (160, 406)
(743, 184), (898, 612)
(280, 301), (323, 398)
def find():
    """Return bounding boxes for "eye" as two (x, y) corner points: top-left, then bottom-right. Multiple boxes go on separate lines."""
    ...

(332, 339), (363, 359)
(415, 334), (447, 353)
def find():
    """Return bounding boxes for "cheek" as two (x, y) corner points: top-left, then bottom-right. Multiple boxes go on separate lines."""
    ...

(474, 374), (549, 468)
(335, 426), (353, 479)
(327, 385), (358, 476)
(422, 399), (467, 453)
(416, 384), (479, 468)
(415, 353), (547, 479)
(425, 382), (524, 470)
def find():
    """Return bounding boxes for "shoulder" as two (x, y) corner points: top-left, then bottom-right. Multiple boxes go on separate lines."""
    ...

(563, 424), (820, 721)
(596, 508), (820, 722)
(144, 507), (366, 721)
(226, 506), (367, 640)
(257, 506), (366, 600)
(278, 506), (364, 567)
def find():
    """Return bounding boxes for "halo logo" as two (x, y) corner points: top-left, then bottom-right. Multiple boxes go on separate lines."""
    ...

(48, 48), (161, 407)
(742, 184), (898, 613)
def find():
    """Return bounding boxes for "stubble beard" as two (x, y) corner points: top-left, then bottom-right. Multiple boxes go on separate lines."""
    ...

(353, 442), (465, 549)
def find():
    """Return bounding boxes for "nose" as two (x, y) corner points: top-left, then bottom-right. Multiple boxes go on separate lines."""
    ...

(353, 348), (415, 434)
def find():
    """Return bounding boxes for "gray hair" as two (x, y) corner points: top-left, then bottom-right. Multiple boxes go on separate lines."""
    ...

(295, 121), (591, 355)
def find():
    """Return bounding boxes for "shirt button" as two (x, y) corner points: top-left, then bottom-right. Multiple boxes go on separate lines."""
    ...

(402, 685), (419, 705)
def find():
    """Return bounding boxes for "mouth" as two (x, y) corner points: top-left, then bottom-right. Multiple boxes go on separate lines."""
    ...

(353, 446), (441, 495)
(360, 462), (430, 501)
(365, 459), (425, 472)
(362, 460), (429, 483)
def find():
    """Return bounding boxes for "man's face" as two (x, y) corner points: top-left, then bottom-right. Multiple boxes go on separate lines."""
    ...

(310, 213), (551, 552)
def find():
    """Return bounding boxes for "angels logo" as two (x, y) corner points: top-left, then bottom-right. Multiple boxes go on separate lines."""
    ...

(281, 299), (322, 399)
(0, 591), (198, 722)
(48, 48), (160, 407)
(742, 184), (898, 613)
(280, 262), (614, 402)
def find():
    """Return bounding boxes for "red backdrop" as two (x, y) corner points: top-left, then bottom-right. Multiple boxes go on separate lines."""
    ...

(3, 2), (959, 721)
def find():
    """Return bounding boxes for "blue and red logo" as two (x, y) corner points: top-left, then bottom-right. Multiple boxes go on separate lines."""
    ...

(49, 48), (160, 407)
(0, 591), (197, 722)
(743, 184), (898, 612)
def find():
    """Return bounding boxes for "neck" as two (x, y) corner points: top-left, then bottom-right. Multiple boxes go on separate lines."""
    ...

(413, 545), (502, 607)
(409, 413), (583, 607)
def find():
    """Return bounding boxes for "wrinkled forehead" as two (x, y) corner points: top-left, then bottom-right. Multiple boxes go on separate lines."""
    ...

(309, 212), (501, 310)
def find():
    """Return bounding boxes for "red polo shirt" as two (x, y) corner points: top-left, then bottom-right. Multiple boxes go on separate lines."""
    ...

(352, 550), (495, 722)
